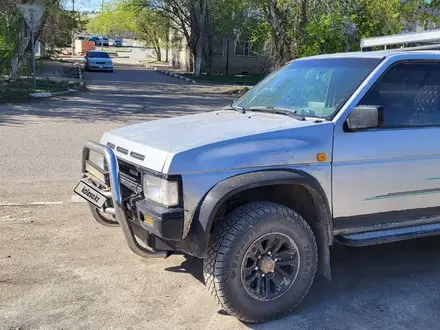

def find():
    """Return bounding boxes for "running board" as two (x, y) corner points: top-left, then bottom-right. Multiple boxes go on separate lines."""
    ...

(335, 222), (440, 246)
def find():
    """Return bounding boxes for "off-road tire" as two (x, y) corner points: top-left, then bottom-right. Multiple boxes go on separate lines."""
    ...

(203, 202), (317, 323)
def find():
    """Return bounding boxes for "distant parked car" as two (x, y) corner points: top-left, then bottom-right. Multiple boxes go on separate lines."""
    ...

(94, 37), (109, 46)
(88, 37), (99, 44)
(84, 51), (113, 72)
(114, 39), (123, 47)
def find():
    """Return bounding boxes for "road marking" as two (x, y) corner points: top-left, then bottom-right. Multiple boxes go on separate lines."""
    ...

(0, 201), (63, 206)
(0, 216), (33, 223)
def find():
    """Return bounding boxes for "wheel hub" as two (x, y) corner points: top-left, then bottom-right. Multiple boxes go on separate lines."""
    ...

(241, 232), (300, 301)
(258, 256), (275, 274)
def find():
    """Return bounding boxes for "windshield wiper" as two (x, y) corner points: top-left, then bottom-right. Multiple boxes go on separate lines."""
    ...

(247, 106), (305, 121)
(222, 104), (245, 113)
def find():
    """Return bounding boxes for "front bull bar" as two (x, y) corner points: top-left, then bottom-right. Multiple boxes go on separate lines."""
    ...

(82, 140), (167, 258)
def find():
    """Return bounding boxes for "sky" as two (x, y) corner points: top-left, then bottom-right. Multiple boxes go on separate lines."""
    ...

(64, 0), (101, 12)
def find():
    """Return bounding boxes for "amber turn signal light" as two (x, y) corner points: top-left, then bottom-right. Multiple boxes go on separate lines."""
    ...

(317, 153), (327, 162)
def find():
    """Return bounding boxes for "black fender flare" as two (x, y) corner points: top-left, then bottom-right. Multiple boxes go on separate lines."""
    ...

(192, 169), (333, 279)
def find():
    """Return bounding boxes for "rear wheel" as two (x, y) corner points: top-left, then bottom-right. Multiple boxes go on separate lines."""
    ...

(203, 202), (317, 323)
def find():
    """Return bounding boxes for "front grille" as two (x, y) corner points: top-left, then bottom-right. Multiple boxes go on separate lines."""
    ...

(95, 62), (105, 64)
(107, 141), (146, 163)
(130, 151), (145, 161)
(118, 159), (142, 184)
(116, 146), (128, 154)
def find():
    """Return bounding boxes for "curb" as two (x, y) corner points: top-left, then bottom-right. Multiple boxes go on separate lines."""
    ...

(30, 88), (80, 98)
(73, 63), (86, 88)
(78, 65), (83, 81)
(30, 66), (84, 99)
(141, 63), (197, 84)
(77, 65), (85, 87)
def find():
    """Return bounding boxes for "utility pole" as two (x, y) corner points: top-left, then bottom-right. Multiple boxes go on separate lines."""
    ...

(71, 0), (75, 55)
(30, 8), (36, 88)
(101, 0), (104, 50)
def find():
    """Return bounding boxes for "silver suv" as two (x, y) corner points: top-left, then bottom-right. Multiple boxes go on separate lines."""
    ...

(75, 50), (440, 322)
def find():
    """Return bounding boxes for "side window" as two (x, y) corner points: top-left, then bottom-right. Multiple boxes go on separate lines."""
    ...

(359, 62), (440, 127)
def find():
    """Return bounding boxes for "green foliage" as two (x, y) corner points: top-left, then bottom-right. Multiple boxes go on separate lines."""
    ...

(0, 2), (22, 75)
(40, 5), (88, 52)
(84, 0), (440, 69)
(86, 0), (169, 48)
(350, 0), (404, 40)
(297, 13), (349, 57)
(86, 3), (122, 36)
(245, 0), (440, 64)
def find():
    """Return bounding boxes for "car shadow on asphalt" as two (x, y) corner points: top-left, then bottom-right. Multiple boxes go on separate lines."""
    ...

(0, 85), (234, 127)
(164, 255), (205, 284)
(163, 236), (440, 329)
(249, 236), (440, 329)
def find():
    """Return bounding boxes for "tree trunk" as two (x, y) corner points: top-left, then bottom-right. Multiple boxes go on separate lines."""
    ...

(225, 38), (229, 75)
(151, 37), (162, 61)
(156, 47), (162, 61)
(262, 0), (293, 67)
(165, 27), (169, 62)
(194, 0), (207, 77)
(205, 8), (213, 75)
(189, 49), (194, 72)
(10, 57), (19, 81)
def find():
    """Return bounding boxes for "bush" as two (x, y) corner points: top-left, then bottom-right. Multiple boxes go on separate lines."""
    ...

(0, 7), (23, 76)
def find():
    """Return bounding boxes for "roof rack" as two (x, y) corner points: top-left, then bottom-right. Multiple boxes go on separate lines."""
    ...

(361, 29), (440, 51)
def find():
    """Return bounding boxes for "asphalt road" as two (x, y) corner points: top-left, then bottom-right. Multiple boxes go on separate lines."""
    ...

(1, 57), (440, 329)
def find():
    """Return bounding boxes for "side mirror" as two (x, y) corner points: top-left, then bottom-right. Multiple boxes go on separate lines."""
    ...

(346, 105), (383, 131)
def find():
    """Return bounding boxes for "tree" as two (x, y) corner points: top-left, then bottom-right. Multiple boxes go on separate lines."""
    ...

(121, 1), (170, 61)
(86, 3), (120, 36)
(0, 0), (22, 76)
(206, 0), (264, 74)
(245, 0), (352, 67)
(39, 3), (87, 53)
(86, 0), (170, 62)
(147, 0), (208, 74)
(1, 0), (85, 78)
(245, 0), (440, 66)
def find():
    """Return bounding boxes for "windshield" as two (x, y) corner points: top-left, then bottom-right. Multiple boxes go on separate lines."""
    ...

(234, 58), (381, 119)
(88, 52), (110, 58)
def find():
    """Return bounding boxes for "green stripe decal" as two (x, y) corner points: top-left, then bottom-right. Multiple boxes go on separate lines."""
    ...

(426, 177), (440, 181)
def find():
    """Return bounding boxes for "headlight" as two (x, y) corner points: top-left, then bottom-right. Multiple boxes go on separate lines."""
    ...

(143, 175), (179, 206)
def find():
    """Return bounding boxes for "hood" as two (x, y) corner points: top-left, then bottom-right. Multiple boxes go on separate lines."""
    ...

(100, 110), (334, 173)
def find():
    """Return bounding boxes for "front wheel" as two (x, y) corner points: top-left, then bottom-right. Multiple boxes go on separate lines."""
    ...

(203, 202), (317, 323)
